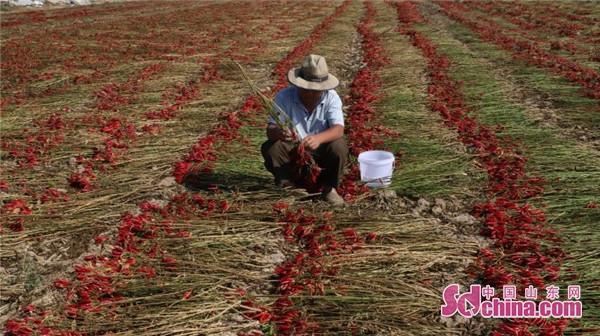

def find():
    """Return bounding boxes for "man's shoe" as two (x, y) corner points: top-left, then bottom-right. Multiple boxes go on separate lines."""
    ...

(323, 188), (345, 207)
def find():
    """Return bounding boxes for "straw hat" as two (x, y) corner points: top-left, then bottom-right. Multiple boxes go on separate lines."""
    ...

(288, 54), (339, 91)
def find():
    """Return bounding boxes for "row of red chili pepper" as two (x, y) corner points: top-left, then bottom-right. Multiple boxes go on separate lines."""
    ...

(1, 1), (177, 108)
(526, 1), (599, 27)
(0, 3), (298, 234)
(462, 1), (599, 63)
(0, 1), (148, 29)
(3, 2), (351, 334)
(0, 1), (266, 109)
(66, 62), (169, 192)
(240, 202), (376, 335)
(4, 190), (235, 335)
(476, 1), (598, 41)
(393, 2), (570, 335)
(436, 1), (600, 102)
(337, 1), (399, 201)
(2, 0), (294, 171)
(470, 1), (584, 38)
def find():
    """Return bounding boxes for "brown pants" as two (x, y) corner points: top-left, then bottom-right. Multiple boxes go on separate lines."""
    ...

(261, 137), (348, 188)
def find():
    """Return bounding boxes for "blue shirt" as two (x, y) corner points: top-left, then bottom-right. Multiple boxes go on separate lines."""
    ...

(268, 85), (344, 140)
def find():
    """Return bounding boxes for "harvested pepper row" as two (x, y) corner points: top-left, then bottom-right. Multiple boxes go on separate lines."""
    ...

(393, 2), (569, 335)
(2, 2), (352, 334)
(241, 2), (388, 334)
(436, 1), (600, 101)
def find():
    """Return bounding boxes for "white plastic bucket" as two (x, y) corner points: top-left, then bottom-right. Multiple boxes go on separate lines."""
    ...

(357, 150), (395, 188)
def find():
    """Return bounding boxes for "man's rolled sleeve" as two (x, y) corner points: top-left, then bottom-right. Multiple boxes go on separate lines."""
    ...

(326, 91), (344, 127)
(268, 92), (287, 125)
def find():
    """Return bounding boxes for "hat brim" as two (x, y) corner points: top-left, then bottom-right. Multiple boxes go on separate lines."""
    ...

(288, 68), (339, 91)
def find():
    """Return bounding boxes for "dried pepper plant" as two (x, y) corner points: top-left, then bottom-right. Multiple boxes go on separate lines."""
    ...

(232, 60), (296, 139)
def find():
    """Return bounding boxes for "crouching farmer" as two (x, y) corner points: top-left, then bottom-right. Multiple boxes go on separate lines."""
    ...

(261, 54), (348, 207)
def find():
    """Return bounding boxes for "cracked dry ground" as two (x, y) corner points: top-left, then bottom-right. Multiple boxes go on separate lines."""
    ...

(2, 1), (599, 335)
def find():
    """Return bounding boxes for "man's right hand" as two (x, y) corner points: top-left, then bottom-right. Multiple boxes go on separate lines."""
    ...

(279, 128), (294, 141)
(267, 125), (294, 142)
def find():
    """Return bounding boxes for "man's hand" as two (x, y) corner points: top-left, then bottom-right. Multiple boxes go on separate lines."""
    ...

(301, 125), (344, 151)
(302, 135), (321, 151)
(267, 124), (293, 142)
(278, 128), (294, 141)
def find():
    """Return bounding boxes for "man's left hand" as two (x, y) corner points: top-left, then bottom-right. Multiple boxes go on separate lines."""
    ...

(302, 135), (321, 151)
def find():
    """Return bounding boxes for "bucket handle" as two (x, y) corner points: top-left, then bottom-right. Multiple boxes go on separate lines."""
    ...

(362, 174), (393, 185)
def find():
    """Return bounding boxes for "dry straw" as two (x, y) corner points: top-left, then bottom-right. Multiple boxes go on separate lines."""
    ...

(231, 60), (298, 142)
